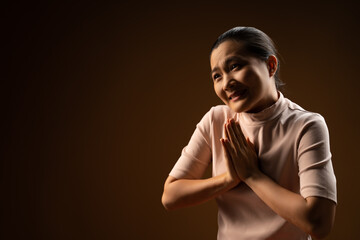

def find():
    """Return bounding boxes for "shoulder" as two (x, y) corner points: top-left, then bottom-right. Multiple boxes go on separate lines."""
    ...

(282, 97), (329, 139)
(208, 105), (236, 123)
(283, 98), (326, 125)
(197, 105), (235, 130)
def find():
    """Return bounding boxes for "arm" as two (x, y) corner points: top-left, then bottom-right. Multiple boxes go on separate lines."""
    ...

(162, 122), (242, 210)
(224, 118), (336, 239)
(161, 173), (236, 211)
(245, 172), (336, 239)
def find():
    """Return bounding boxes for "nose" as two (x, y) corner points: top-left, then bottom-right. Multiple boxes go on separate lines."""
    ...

(222, 73), (235, 91)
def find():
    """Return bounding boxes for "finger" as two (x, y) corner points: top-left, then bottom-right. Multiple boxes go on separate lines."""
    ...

(221, 139), (240, 180)
(224, 122), (230, 140)
(221, 138), (230, 159)
(221, 138), (234, 165)
(235, 121), (247, 146)
(246, 137), (256, 152)
(224, 137), (241, 168)
(232, 121), (252, 160)
(230, 119), (243, 144)
(224, 138), (245, 179)
(232, 120), (243, 143)
(227, 119), (241, 150)
(226, 123), (236, 151)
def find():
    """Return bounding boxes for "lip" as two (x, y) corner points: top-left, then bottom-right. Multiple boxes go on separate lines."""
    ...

(228, 89), (248, 102)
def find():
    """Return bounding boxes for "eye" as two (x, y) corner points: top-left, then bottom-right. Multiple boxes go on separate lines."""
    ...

(230, 63), (240, 70)
(213, 73), (221, 81)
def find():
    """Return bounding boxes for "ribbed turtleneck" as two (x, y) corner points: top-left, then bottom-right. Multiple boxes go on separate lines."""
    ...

(238, 92), (287, 126)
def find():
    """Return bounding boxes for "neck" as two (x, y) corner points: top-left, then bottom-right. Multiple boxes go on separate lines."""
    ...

(246, 90), (279, 113)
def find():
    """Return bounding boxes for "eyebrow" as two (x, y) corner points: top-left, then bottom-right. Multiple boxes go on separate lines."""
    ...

(210, 55), (246, 77)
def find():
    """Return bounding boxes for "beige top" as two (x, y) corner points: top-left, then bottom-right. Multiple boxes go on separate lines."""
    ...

(169, 92), (337, 240)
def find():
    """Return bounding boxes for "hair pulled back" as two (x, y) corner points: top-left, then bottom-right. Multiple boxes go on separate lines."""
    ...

(210, 27), (284, 90)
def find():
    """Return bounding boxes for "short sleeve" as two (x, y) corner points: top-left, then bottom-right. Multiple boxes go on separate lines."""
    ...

(169, 108), (213, 179)
(297, 115), (337, 203)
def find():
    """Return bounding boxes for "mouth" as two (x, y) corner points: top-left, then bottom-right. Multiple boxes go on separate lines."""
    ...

(228, 89), (248, 102)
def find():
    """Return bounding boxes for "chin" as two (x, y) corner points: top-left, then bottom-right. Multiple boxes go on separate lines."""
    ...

(228, 103), (249, 113)
(227, 95), (260, 113)
(224, 95), (254, 113)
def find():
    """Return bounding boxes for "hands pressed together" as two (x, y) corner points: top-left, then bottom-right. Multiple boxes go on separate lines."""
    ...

(220, 118), (260, 187)
(163, 117), (336, 238)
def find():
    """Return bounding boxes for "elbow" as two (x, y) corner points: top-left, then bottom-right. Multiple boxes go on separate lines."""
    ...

(162, 176), (180, 211)
(307, 217), (334, 239)
(161, 192), (176, 211)
(304, 197), (336, 239)
(308, 225), (332, 239)
(161, 193), (171, 210)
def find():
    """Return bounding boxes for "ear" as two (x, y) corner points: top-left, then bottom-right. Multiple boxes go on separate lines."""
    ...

(266, 55), (278, 77)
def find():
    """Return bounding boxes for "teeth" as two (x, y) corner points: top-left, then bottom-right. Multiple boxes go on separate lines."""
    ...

(229, 89), (246, 100)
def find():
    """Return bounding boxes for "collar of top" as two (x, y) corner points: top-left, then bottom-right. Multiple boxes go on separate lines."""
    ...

(238, 91), (287, 125)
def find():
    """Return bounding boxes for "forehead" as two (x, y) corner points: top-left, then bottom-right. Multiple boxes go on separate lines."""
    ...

(210, 40), (247, 69)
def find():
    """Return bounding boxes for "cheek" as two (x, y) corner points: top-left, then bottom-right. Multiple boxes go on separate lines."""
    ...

(241, 71), (267, 94)
(232, 68), (259, 87)
(242, 69), (260, 86)
(214, 83), (226, 100)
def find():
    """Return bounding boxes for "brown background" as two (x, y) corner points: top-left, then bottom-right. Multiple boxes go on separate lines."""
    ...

(4, 1), (360, 239)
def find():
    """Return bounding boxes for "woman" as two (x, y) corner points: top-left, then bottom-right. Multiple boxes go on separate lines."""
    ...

(161, 27), (337, 240)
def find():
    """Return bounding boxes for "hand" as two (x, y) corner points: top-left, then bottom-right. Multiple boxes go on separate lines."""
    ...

(221, 137), (241, 188)
(221, 118), (259, 182)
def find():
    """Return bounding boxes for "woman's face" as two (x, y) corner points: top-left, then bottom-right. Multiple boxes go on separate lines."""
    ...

(210, 40), (278, 113)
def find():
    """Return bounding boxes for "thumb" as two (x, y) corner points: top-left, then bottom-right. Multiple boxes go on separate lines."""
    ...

(246, 137), (256, 151)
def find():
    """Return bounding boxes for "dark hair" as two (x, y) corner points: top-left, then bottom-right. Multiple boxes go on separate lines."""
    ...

(210, 27), (284, 90)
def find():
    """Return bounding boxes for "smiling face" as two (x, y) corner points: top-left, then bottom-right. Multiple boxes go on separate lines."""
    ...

(210, 40), (279, 113)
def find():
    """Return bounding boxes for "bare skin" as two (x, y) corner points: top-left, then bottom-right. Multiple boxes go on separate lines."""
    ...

(162, 40), (336, 239)
(162, 120), (336, 239)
